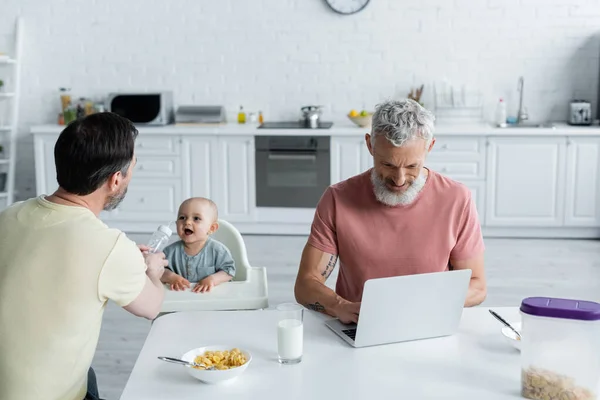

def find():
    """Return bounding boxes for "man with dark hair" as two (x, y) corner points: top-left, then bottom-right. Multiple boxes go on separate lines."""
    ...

(0, 113), (168, 400)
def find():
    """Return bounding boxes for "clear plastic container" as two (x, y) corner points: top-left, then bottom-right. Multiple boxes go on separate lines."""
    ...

(520, 297), (600, 400)
(147, 224), (172, 253)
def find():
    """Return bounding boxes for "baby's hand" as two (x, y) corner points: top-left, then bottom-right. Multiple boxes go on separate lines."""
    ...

(193, 275), (217, 293)
(169, 275), (191, 291)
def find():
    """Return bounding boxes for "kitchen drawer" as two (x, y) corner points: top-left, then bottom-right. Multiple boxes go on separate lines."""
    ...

(102, 179), (182, 222)
(134, 156), (181, 178)
(135, 136), (180, 155)
(427, 160), (485, 180)
(429, 137), (484, 158)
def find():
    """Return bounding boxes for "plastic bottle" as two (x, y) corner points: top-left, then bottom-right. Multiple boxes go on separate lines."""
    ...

(237, 106), (246, 124)
(147, 224), (173, 253)
(495, 98), (507, 128)
(258, 111), (264, 124)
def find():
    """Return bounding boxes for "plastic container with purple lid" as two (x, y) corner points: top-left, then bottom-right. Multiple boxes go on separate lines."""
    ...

(520, 297), (600, 400)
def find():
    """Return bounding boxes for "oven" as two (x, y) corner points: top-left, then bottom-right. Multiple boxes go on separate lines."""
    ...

(255, 135), (330, 208)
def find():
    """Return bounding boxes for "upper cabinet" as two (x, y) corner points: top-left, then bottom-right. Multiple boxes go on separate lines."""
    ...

(486, 137), (567, 227)
(564, 137), (600, 227)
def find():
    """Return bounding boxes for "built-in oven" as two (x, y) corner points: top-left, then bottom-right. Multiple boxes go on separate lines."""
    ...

(255, 135), (330, 208)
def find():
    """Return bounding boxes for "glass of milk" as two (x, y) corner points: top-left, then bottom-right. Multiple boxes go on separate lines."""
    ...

(277, 303), (304, 364)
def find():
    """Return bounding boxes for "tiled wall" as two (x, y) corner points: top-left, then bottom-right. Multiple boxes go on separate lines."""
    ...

(1, 0), (599, 200)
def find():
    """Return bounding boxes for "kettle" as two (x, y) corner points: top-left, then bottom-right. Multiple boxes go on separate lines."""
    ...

(300, 105), (323, 128)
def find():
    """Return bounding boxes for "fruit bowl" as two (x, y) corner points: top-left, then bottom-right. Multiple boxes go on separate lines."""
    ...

(348, 112), (373, 128)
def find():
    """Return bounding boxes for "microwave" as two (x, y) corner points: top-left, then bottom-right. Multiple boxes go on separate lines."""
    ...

(106, 92), (174, 125)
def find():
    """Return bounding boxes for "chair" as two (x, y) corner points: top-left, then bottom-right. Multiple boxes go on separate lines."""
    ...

(159, 219), (269, 312)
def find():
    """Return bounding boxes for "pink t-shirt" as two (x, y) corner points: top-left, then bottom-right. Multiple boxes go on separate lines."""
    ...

(307, 168), (485, 303)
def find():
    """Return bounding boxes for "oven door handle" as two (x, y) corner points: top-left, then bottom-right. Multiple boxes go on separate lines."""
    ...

(267, 153), (317, 161)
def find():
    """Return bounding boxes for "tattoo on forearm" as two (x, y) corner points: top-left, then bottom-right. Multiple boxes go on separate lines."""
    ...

(321, 255), (338, 278)
(306, 302), (325, 312)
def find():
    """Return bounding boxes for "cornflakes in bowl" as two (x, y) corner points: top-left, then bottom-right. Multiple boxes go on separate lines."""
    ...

(181, 345), (251, 384)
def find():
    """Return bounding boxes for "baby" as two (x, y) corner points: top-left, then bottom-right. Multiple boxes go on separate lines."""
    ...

(161, 197), (236, 293)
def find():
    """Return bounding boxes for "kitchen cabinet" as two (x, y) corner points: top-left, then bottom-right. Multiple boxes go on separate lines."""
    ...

(31, 124), (600, 237)
(463, 181), (486, 225)
(182, 137), (219, 200)
(485, 137), (566, 227)
(330, 136), (371, 184)
(215, 136), (256, 222)
(102, 178), (183, 222)
(34, 134), (59, 196)
(564, 137), (600, 227)
(104, 134), (184, 223)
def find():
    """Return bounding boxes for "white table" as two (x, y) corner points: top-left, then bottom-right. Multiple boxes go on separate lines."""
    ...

(120, 307), (523, 399)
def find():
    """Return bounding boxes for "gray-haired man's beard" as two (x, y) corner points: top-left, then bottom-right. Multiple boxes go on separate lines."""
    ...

(103, 187), (128, 211)
(370, 169), (426, 206)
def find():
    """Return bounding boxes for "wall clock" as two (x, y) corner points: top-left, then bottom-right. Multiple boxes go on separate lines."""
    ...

(324, 0), (371, 15)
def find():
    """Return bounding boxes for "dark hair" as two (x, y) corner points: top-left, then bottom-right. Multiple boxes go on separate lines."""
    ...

(54, 112), (138, 195)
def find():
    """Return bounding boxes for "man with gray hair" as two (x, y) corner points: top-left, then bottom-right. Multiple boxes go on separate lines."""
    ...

(294, 99), (486, 324)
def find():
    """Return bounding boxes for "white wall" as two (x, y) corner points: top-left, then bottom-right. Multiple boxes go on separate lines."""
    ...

(1, 0), (599, 201)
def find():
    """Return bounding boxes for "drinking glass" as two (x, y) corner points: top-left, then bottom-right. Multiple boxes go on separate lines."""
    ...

(277, 303), (304, 364)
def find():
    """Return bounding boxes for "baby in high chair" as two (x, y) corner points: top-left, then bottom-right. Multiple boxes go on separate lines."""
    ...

(161, 197), (236, 293)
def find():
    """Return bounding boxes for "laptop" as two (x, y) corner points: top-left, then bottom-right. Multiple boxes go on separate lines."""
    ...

(324, 269), (472, 348)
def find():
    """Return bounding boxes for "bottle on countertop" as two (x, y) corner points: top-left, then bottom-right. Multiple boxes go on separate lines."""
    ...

(237, 106), (246, 124)
(76, 97), (86, 120)
(258, 111), (264, 124)
(147, 224), (173, 253)
(59, 87), (71, 112)
(495, 98), (507, 128)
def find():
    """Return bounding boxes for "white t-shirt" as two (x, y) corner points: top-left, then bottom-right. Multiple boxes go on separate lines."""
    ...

(0, 196), (147, 400)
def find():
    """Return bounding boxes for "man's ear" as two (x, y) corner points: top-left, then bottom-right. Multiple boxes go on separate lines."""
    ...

(365, 133), (374, 156)
(208, 221), (219, 235)
(427, 137), (436, 153)
(105, 171), (122, 193)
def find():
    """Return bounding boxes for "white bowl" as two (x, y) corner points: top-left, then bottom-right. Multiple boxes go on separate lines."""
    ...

(181, 345), (252, 384)
(501, 322), (521, 351)
(347, 113), (373, 128)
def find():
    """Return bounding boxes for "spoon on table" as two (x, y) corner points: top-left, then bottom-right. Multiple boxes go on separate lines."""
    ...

(157, 356), (215, 370)
(488, 309), (522, 340)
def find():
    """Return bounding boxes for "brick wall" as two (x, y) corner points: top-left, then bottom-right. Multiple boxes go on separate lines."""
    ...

(1, 0), (599, 200)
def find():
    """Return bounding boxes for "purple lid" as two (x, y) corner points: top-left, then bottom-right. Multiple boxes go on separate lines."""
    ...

(520, 297), (600, 321)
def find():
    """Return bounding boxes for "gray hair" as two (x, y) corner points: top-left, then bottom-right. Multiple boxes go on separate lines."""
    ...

(370, 99), (435, 147)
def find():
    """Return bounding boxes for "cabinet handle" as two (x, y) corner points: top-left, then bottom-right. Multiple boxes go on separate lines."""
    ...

(442, 167), (448, 172)
(442, 144), (448, 149)
(138, 164), (144, 170)
(139, 197), (145, 203)
(567, 140), (573, 146)
(138, 143), (144, 148)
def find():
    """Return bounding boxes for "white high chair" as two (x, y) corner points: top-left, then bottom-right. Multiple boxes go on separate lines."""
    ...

(159, 219), (269, 312)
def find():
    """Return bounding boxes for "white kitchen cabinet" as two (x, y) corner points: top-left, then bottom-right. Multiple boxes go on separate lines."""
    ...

(34, 135), (58, 196)
(330, 136), (371, 184)
(486, 137), (567, 227)
(215, 136), (256, 222)
(564, 137), (600, 227)
(463, 181), (486, 224)
(102, 178), (183, 222)
(181, 137), (219, 200)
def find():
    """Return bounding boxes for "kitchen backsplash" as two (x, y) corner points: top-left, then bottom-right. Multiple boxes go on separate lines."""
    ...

(2, 0), (600, 200)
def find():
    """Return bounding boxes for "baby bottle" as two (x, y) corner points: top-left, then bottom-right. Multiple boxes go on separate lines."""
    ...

(147, 224), (173, 253)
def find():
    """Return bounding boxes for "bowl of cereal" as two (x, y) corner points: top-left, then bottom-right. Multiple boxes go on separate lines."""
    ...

(181, 346), (251, 384)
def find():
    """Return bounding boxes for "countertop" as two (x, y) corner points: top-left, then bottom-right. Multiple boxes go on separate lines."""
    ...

(30, 121), (600, 137)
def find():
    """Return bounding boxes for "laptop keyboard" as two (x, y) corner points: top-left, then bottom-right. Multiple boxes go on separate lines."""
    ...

(342, 328), (357, 340)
